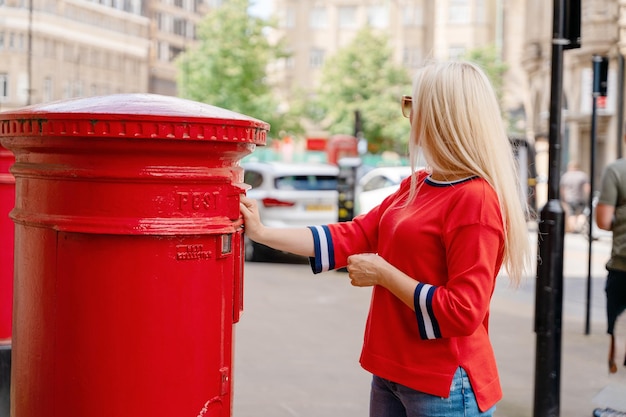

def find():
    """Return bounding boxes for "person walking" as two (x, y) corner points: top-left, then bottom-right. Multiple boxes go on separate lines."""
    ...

(560, 160), (590, 233)
(596, 158), (626, 374)
(240, 60), (531, 417)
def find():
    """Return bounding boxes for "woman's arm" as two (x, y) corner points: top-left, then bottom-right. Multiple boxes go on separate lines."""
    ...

(239, 195), (315, 257)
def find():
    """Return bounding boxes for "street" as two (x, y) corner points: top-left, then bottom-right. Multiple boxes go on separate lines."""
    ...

(233, 230), (626, 417)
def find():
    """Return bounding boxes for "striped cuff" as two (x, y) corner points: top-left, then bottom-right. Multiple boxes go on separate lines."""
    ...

(414, 282), (441, 339)
(308, 225), (335, 274)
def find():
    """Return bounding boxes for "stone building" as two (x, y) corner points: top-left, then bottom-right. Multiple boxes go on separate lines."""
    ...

(143, 0), (209, 96)
(0, 0), (210, 111)
(0, 0), (150, 111)
(270, 0), (528, 124)
(522, 0), (623, 206)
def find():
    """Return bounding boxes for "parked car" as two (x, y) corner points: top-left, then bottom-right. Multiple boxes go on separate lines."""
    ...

(241, 161), (339, 261)
(355, 166), (413, 215)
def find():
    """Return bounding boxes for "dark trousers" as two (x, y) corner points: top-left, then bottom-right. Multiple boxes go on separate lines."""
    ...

(606, 269), (626, 334)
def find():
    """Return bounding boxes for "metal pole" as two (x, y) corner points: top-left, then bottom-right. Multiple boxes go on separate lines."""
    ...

(586, 61), (598, 335)
(586, 55), (608, 334)
(27, 0), (33, 105)
(617, 54), (624, 158)
(533, 0), (566, 415)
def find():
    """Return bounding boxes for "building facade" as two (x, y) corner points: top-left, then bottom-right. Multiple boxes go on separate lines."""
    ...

(143, 0), (209, 96)
(0, 0), (150, 111)
(0, 0), (213, 111)
(522, 0), (622, 207)
(269, 0), (529, 135)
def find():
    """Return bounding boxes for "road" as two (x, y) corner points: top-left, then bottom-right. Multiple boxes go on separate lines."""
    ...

(232, 230), (626, 417)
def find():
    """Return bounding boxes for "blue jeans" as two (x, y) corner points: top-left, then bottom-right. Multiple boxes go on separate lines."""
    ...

(369, 367), (496, 417)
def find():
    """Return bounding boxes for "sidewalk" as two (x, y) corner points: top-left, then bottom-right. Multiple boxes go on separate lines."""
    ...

(233, 229), (626, 417)
(491, 230), (626, 417)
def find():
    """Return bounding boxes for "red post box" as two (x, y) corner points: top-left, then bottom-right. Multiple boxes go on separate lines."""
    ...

(0, 144), (14, 344)
(0, 94), (267, 417)
(0, 143), (15, 416)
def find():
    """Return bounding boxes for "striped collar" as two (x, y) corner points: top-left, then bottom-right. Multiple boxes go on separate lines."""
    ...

(425, 175), (479, 187)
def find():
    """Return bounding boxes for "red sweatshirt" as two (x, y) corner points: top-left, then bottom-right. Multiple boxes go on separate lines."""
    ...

(308, 170), (505, 412)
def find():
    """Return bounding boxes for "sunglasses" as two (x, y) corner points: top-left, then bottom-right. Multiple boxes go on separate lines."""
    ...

(401, 95), (412, 118)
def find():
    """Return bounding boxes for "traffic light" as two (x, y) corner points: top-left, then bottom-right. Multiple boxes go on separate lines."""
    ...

(564, 0), (581, 49)
(593, 56), (609, 97)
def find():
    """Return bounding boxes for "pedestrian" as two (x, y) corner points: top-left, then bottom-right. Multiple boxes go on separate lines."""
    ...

(240, 60), (531, 417)
(596, 159), (626, 374)
(560, 160), (590, 233)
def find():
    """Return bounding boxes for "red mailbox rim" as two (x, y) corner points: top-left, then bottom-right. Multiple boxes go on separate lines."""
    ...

(0, 93), (268, 145)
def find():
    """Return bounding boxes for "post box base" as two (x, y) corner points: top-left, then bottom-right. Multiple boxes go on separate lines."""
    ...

(0, 344), (10, 417)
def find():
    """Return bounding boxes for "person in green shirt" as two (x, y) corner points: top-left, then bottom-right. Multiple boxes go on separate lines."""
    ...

(596, 158), (626, 373)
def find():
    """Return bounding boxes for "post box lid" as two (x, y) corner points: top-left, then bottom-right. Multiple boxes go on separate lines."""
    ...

(0, 93), (268, 145)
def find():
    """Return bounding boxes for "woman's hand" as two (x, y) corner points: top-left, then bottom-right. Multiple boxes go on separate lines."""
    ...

(346, 253), (390, 287)
(347, 253), (418, 311)
(239, 195), (265, 241)
(239, 195), (314, 256)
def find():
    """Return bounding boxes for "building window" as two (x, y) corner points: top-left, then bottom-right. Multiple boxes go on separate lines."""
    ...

(63, 80), (72, 99)
(185, 0), (195, 12)
(0, 73), (8, 102)
(367, 5), (388, 28)
(282, 7), (295, 29)
(0, 33), (4, 50)
(448, 45), (466, 60)
(338, 6), (358, 29)
(309, 48), (325, 68)
(186, 21), (193, 37)
(170, 45), (183, 60)
(449, 0), (470, 24)
(160, 14), (172, 32)
(402, 46), (421, 68)
(285, 55), (294, 70)
(158, 41), (169, 61)
(309, 7), (327, 29)
(173, 18), (186, 36)
(17, 73), (28, 104)
(43, 76), (53, 102)
(74, 80), (83, 97)
(206, 0), (222, 9)
(403, 4), (422, 26)
(475, 0), (485, 23)
(283, 48), (294, 69)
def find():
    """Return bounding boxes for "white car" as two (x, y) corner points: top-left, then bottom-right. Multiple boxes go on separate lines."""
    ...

(356, 166), (413, 215)
(242, 161), (339, 261)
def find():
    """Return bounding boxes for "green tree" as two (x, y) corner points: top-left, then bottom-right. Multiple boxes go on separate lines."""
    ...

(313, 27), (411, 153)
(462, 45), (508, 109)
(462, 45), (520, 133)
(176, 0), (300, 136)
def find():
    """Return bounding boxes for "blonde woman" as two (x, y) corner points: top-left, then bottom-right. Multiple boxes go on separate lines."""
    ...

(240, 60), (531, 417)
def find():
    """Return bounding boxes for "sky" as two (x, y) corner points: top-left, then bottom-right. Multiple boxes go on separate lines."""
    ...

(248, 0), (273, 18)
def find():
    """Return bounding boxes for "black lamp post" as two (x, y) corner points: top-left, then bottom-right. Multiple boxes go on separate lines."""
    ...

(533, 1), (580, 416)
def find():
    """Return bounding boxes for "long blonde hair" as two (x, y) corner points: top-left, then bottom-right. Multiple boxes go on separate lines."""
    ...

(408, 60), (531, 285)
